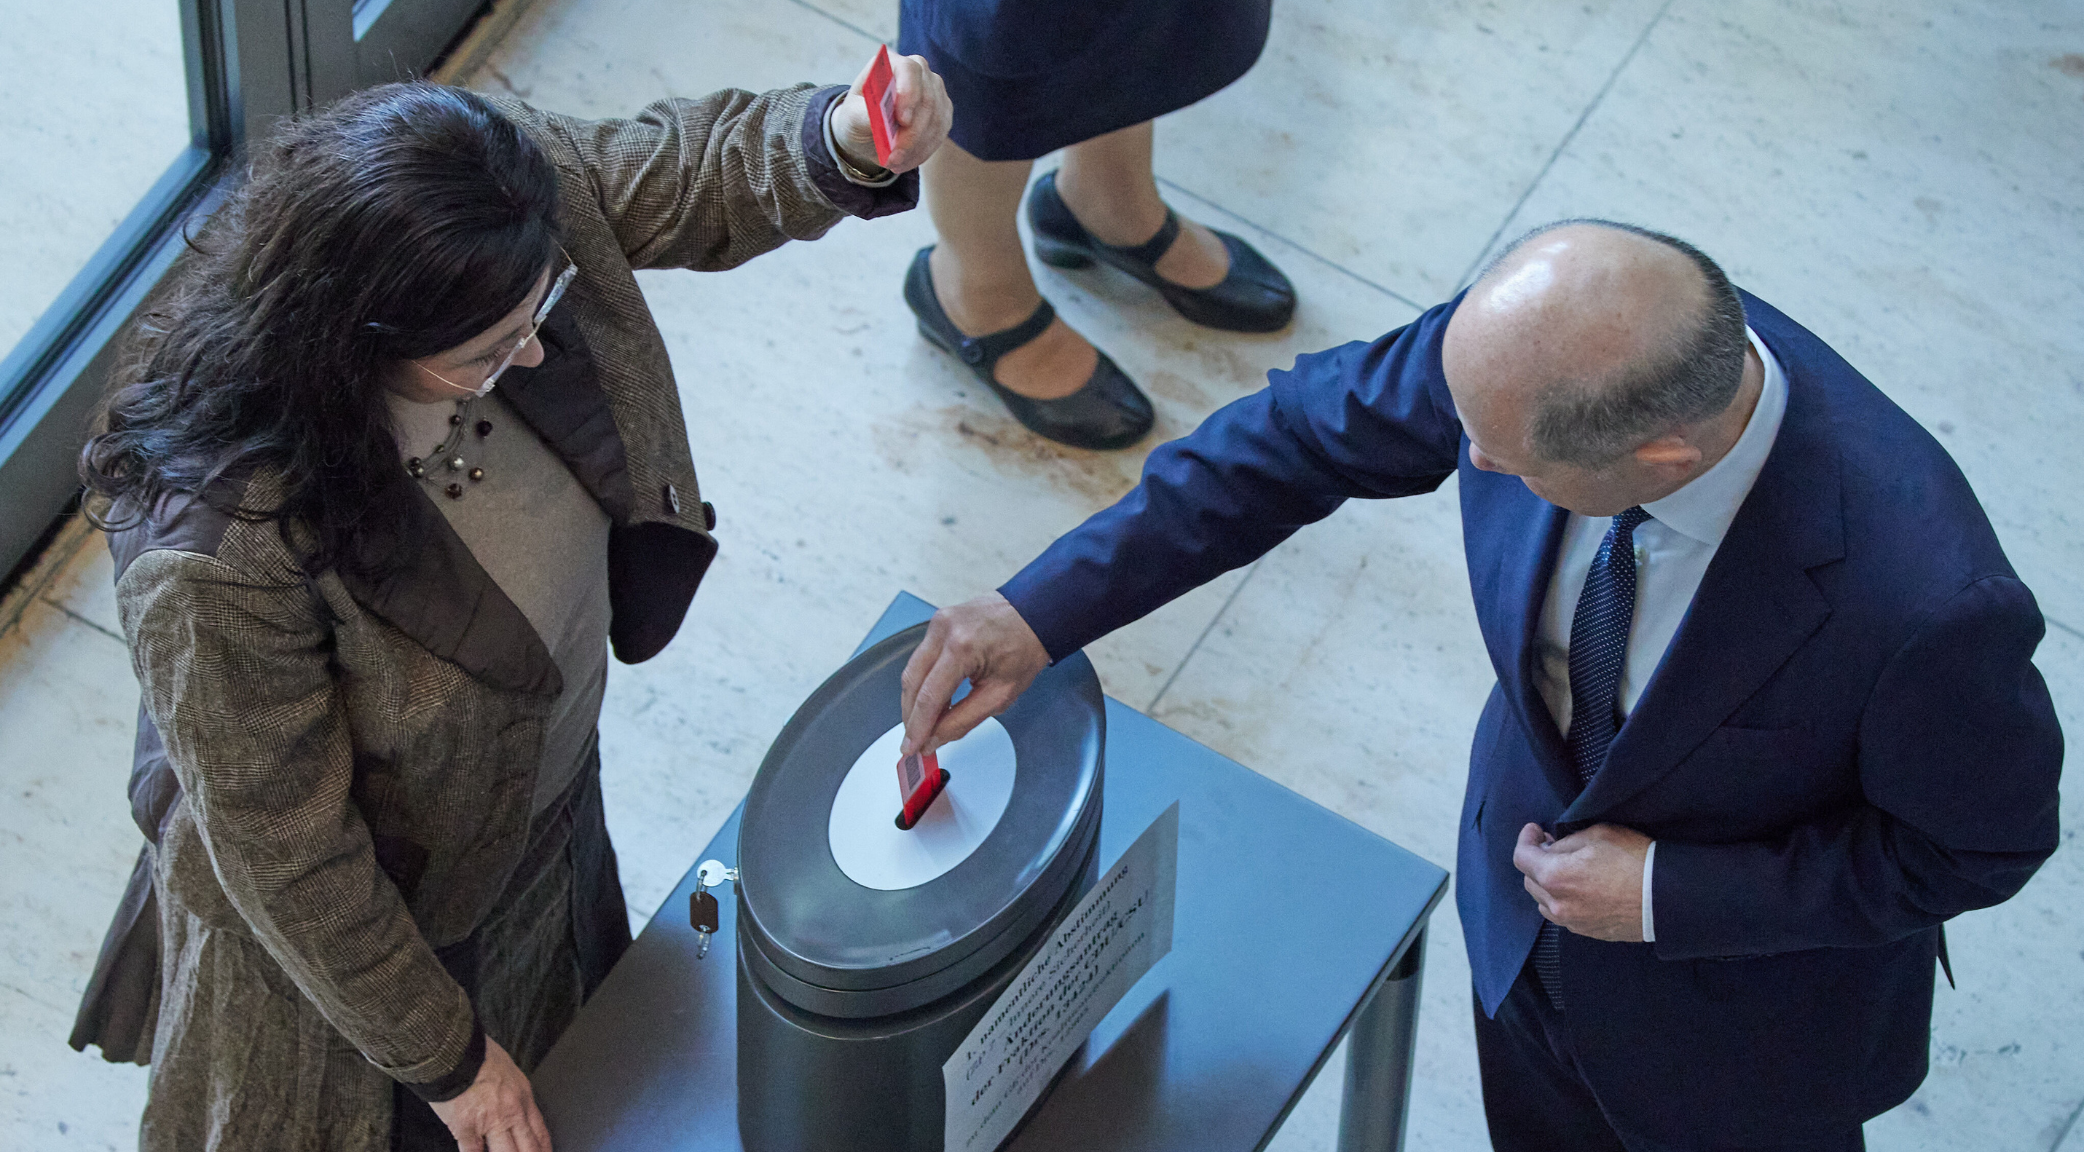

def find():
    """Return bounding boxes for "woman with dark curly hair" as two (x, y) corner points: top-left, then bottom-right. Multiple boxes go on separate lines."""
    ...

(66, 60), (949, 1152)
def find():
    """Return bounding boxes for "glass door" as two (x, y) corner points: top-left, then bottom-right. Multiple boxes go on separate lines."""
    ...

(0, 0), (499, 581)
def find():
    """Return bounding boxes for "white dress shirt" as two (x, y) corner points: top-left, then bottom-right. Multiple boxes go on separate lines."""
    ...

(1532, 328), (1789, 942)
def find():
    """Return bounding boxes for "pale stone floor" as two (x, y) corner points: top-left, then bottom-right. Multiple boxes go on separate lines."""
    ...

(3, 0), (2082, 1149)
(0, 0), (188, 360)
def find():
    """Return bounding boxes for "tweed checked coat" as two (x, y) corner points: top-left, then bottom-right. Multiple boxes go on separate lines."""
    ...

(69, 82), (916, 1150)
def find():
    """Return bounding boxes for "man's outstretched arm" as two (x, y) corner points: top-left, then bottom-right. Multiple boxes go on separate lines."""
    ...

(902, 304), (1469, 753)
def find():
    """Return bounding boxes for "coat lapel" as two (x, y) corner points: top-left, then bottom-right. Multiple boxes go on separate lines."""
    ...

(338, 464), (564, 697)
(1563, 352), (1844, 825)
(493, 310), (636, 521)
(1461, 460), (1579, 802)
(336, 307), (635, 698)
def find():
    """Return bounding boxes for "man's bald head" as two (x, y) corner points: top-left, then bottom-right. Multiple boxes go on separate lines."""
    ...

(1452, 220), (1748, 467)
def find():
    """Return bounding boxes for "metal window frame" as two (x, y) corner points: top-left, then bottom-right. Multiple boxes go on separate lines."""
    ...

(0, 0), (492, 583)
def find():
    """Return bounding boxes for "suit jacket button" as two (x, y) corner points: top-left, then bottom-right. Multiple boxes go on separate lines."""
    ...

(702, 501), (717, 531)
(663, 482), (681, 516)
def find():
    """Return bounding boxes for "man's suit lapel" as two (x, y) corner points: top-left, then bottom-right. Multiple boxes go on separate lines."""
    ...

(1462, 461), (1579, 802)
(1563, 348), (1845, 825)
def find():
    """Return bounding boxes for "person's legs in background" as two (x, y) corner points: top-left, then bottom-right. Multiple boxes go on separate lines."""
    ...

(921, 142), (1098, 401)
(918, 118), (1290, 402)
(1031, 117), (1295, 336)
(915, 117), (1294, 447)
(913, 137), (1154, 451)
(1054, 120), (1232, 290)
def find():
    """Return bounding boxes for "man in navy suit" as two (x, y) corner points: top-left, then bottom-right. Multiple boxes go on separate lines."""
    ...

(897, 221), (2063, 1149)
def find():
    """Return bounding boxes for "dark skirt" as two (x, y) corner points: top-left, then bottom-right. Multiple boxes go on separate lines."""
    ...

(898, 0), (1273, 161)
(391, 754), (632, 1149)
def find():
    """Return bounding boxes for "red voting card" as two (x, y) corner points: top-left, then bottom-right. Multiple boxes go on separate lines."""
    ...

(895, 749), (949, 830)
(864, 44), (897, 167)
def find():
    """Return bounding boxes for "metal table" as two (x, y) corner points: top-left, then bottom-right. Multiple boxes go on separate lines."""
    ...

(533, 593), (1448, 1152)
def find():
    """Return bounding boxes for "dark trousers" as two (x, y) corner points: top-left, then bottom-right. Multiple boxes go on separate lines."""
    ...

(1473, 962), (1864, 1152)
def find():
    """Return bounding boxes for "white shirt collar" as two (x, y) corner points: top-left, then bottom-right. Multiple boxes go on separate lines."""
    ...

(1640, 327), (1789, 548)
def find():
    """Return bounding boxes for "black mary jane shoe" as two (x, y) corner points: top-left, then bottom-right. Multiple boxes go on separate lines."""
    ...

(903, 246), (1155, 452)
(1026, 171), (1297, 333)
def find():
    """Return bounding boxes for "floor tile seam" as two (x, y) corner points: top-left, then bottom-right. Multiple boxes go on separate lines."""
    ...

(782, 0), (885, 45)
(38, 597), (125, 646)
(2052, 1094), (2084, 1152)
(0, 516), (95, 643)
(1451, 0), (1681, 291)
(1145, 558), (1265, 713)
(1151, 176), (1427, 313)
(0, 585), (36, 643)
(2, 977), (69, 1017)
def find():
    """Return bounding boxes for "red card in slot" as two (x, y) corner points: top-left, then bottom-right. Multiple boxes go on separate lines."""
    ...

(896, 749), (931, 799)
(895, 750), (949, 830)
(863, 44), (897, 167)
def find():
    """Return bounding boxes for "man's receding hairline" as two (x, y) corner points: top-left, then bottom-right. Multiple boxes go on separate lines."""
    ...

(1467, 222), (1715, 399)
(1474, 220), (1712, 309)
(1477, 219), (1747, 467)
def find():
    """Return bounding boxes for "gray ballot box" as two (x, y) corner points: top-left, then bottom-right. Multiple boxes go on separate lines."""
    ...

(532, 593), (1447, 1152)
(735, 624), (1107, 1152)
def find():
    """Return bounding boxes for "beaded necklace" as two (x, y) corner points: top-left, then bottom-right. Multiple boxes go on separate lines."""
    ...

(405, 397), (496, 499)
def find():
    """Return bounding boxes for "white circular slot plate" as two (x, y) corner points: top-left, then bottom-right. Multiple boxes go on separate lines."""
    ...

(826, 718), (1016, 891)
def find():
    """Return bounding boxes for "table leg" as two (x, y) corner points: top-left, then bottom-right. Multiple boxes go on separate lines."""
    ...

(1336, 926), (1427, 1152)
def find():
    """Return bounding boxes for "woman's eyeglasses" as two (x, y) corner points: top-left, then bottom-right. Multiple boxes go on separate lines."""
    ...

(415, 254), (577, 398)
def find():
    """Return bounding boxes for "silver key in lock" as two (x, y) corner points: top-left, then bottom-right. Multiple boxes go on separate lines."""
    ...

(689, 859), (739, 960)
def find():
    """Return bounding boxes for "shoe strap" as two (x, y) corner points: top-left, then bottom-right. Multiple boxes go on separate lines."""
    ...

(956, 298), (1056, 367)
(1107, 210), (1181, 269)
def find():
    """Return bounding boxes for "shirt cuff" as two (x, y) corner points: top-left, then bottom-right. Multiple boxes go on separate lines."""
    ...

(799, 84), (919, 221)
(1641, 840), (1658, 943)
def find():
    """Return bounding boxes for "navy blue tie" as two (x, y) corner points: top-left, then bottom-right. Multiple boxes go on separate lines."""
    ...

(1532, 506), (1651, 1010)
